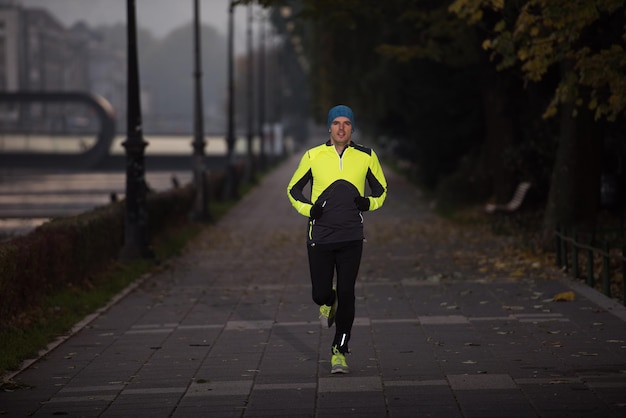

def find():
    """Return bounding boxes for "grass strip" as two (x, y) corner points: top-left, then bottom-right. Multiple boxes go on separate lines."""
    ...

(0, 222), (201, 378)
(0, 178), (255, 380)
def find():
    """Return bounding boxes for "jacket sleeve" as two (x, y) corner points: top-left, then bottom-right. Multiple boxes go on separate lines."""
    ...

(287, 152), (315, 217)
(365, 149), (387, 211)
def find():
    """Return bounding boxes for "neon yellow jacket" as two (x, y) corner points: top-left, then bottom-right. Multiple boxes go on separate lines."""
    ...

(287, 140), (387, 244)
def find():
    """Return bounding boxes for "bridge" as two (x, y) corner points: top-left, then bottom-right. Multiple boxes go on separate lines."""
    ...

(0, 91), (272, 237)
(0, 91), (258, 171)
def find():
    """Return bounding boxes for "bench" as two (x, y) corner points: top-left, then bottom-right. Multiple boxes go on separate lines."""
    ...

(485, 181), (532, 214)
(485, 182), (533, 234)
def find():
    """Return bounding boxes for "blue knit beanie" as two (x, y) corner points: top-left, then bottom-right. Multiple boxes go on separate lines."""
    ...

(327, 105), (355, 132)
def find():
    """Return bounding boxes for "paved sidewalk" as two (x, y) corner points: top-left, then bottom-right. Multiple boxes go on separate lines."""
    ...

(2, 151), (626, 417)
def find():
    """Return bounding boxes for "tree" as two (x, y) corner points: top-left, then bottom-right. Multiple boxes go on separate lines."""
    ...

(242, 0), (626, 233)
(142, 23), (227, 134)
(255, 0), (489, 192)
(449, 0), (626, 121)
(450, 0), (626, 234)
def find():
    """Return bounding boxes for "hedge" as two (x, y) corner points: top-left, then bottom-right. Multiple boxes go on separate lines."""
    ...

(0, 183), (195, 328)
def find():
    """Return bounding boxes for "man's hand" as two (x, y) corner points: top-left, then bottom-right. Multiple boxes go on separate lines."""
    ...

(310, 202), (324, 219)
(354, 196), (370, 211)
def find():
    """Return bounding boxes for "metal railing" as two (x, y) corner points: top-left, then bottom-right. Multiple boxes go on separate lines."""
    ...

(555, 225), (626, 305)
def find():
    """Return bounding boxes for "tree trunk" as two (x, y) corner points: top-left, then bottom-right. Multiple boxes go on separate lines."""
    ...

(542, 101), (601, 239)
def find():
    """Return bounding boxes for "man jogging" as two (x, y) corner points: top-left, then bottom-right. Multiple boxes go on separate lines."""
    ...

(287, 104), (387, 374)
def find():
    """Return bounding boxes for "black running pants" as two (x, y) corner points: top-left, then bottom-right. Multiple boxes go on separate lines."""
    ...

(307, 239), (363, 335)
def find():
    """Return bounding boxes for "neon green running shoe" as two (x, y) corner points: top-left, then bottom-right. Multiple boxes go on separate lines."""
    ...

(319, 288), (337, 328)
(331, 345), (350, 374)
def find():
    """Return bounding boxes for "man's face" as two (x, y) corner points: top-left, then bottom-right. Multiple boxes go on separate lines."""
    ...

(330, 116), (353, 146)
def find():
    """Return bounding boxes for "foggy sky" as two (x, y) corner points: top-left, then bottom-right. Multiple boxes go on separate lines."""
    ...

(20, 0), (262, 54)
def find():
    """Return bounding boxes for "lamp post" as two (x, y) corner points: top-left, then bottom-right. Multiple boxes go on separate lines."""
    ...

(120, 0), (152, 260)
(245, 3), (256, 183)
(273, 28), (284, 158)
(191, 0), (210, 221)
(225, 0), (238, 199)
(267, 27), (279, 160)
(257, 11), (266, 171)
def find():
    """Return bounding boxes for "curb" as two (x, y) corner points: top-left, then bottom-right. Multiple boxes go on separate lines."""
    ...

(546, 260), (626, 322)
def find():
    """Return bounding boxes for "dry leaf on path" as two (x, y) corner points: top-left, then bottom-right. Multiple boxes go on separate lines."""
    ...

(553, 291), (575, 302)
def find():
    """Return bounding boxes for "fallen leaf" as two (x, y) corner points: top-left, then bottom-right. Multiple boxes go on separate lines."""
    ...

(553, 291), (575, 302)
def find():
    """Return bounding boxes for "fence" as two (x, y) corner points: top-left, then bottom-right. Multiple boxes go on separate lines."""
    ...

(555, 225), (626, 305)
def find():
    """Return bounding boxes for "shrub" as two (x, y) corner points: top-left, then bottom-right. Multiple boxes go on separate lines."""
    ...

(0, 184), (195, 328)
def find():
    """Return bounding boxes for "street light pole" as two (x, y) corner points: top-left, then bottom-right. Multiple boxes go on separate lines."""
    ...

(246, 3), (256, 183)
(191, 0), (210, 221)
(120, 0), (152, 260)
(257, 11), (266, 171)
(274, 30), (284, 158)
(225, 1), (238, 199)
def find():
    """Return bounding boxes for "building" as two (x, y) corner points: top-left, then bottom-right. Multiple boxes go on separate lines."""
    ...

(0, 1), (125, 133)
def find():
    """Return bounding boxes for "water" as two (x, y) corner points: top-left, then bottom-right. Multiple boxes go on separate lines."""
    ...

(0, 134), (284, 238)
(0, 129), (296, 237)
(0, 169), (194, 239)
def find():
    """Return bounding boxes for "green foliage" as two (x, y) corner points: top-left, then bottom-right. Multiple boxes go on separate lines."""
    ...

(450, 0), (626, 120)
(239, 0), (624, 233)
(375, 4), (482, 68)
(280, 0), (486, 189)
